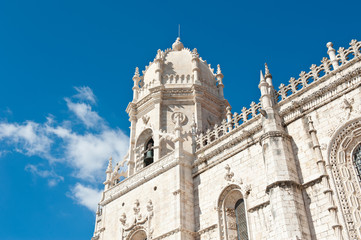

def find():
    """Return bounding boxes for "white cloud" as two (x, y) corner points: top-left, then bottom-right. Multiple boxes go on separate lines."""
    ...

(0, 86), (129, 211)
(70, 183), (102, 212)
(65, 99), (103, 128)
(47, 125), (128, 181)
(74, 86), (96, 104)
(0, 121), (53, 159)
(25, 164), (64, 187)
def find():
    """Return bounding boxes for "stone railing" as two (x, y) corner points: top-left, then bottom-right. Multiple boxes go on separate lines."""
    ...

(275, 39), (361, 102)
(195, 39), (361, 151)
(195, 101), (262, 150)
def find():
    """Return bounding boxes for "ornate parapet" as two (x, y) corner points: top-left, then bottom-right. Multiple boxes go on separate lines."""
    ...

(195, 39), (361, 153)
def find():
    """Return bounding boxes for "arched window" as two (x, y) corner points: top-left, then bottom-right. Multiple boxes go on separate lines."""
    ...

(235, 199), (249, 240)
(144, 138), (154, 167)
(218, 184), (250, 240)
(353, 144), (361, 182)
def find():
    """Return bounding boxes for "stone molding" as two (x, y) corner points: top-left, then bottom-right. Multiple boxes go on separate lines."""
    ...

(259, 130), (291, 145)
(193, 129), (261, 176)
(194, 123), (262, 168)
(265, 180), (302, 194)
(100, 152), (177, 206)
(248, 200), (270, 213)
(151, 227), (196, 240)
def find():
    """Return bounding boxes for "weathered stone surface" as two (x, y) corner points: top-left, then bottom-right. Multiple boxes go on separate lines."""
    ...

(92, 38), (361, 240)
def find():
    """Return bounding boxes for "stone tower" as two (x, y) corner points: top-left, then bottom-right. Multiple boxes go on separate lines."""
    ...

(93, 38), (361, 240)
(94, 38), (229, 240)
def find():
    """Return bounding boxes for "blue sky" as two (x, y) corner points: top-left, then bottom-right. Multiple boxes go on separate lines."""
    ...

(0, 0), (360, 239)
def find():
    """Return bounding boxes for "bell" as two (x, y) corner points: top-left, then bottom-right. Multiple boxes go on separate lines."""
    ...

(144, 149), (154, 166)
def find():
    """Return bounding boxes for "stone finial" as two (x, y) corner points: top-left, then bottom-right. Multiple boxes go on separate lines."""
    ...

(217, 64), (222, 75)
(192, 48), (199, 57)
(265, 63), (272, 78)
(226, 106), (232, 116)
(156, 49), (162, 59)
(133, 67), (140, 78)
(106, 157), (113, 173)
(326, 42), (334, 52)
(326, 42), (339, 69)
(172, 37), (184, 51)
(260, 70), (265, 83)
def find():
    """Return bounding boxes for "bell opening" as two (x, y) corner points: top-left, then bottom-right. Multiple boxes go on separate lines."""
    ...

(144, 138), (154, 167)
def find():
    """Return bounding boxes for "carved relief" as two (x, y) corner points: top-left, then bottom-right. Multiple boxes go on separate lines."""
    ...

(171, 112), (187, 126)
(224, 164), (234, 182)
(142, 115), (150, 125)
(327, 96), (360, 137)
(328, 118), (361, 239)
(120, 199), (154, 240)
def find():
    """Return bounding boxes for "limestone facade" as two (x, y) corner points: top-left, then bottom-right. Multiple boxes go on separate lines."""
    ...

(92, 38), (361, 240)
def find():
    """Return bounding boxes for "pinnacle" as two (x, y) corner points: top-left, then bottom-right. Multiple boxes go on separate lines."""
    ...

(260, 70), (265, 82)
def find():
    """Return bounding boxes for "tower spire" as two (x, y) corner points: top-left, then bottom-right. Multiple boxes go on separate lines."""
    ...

(260, 70), (265, 83)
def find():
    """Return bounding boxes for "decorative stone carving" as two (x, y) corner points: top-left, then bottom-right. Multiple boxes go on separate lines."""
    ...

(328, 118), (361, 239)
(171, 112), (187, 126)
(119, 199), (154, 240)
(327, 96), (360, 137)
(224, 164), (234, 181)
(142, 115), (150, 125)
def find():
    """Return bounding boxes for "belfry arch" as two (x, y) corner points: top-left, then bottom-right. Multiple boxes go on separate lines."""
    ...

(135, 128), (154, 171)
(327, 118), (361, 239)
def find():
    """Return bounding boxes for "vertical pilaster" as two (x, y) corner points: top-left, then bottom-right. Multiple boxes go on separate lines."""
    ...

(173, 113), (195, 240)
(308, 116), (343, 240)
(152, 90), (162, 161)
(128, 114), (137, 176)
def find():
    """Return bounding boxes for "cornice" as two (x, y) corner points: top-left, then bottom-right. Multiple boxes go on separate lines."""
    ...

(259, 130), (291, 144)
(193, 123), (262, 176)
(100, 152), (177, 206)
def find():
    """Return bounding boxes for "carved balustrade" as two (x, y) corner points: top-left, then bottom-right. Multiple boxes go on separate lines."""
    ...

(275, 39), (361, 102)
(195, 102), (262, 150)
(195, 39), (361, 151)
